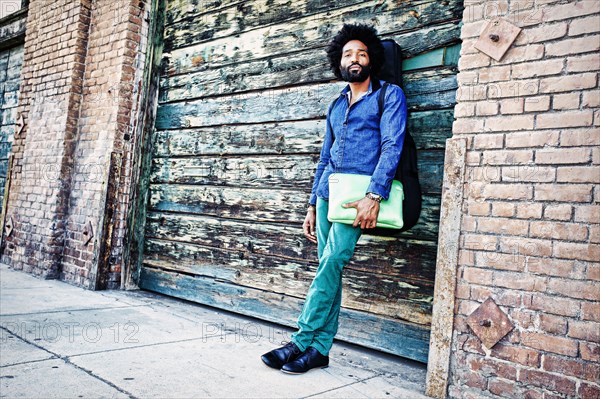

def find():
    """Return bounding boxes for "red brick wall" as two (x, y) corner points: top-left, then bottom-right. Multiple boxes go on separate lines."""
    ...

(450, 1), (599, 398)
(64, 0), (151, 288)
(1, 0), (151, 288)
(2, 0), (93, 279)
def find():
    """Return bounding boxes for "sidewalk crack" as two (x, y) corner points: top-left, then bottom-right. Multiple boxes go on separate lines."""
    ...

(0, 325), (139, 399)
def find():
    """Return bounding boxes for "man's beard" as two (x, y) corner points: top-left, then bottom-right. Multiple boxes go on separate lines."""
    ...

(340, 63), (371, 82)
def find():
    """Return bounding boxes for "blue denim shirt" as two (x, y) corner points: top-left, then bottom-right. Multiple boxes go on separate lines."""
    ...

(309, 80), (407, 205)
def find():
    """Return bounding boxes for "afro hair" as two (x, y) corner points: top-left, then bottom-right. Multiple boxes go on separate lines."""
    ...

(325, 23), (385, 80)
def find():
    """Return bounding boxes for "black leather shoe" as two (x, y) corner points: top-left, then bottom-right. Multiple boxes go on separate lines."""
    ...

(261, 342), (303, 369)
(281, 346), (329, 374)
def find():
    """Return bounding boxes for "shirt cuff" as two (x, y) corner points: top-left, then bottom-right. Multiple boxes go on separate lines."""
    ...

(367, 181), (391, 200)
(309, 193), (317, 206)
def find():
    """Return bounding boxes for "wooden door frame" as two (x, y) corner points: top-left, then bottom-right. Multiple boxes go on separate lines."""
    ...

(122, 0), (164, 289)
(124, 1), (465, 397)
(425, 138), (467, 398)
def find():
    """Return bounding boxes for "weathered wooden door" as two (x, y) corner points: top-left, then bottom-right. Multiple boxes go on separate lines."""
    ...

(0, 44), (23, 213)
(139, 0), (463, 362)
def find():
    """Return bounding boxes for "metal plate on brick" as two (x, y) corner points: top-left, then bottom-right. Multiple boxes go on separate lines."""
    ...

(474, 17), (522, 61)
(83, 220), (94, 245)
(15, 114), (24, 137)
(467, 297), (514, 348)
(4, 215), (13, 236)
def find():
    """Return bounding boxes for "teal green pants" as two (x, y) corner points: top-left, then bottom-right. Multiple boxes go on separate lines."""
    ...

(290, 197), (362, 356)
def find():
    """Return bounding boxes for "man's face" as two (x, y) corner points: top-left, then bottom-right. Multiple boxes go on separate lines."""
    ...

(340, 40), (371, 82)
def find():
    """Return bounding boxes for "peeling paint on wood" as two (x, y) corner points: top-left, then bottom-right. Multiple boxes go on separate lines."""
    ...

(142, 238), (434, 325)
(149, 152), (444, 194)
(143, 212), (439, 281)
(139, 266), (431, 362)
(159, 64), (458, 105)
(126, 0), (165, 289)
(139, 0), (464, 362)
(162, 0), (462, 74)
(147, 185), (442, 239)
(152, 109), (453, 157)
(155, 82), (343, 128)
(164, 0), (366, 51)
(152, 120), (326, 156)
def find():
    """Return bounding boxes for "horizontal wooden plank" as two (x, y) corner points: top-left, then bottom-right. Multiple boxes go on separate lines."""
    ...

(0, 124), (16, 137)
(164, 0), (367, 50)
(149, 151), (444, 194)
(151, 109), (452, 158)
(155, 80), (455, 131)
(165, 0), (463, 56)
(142, 238), (434, 324)
(403, 47), (445, 72)
(148, 184), (309, 223)
(162, 1), (462, 77)
(165, 0), (243, 25)
(410, 109), (454, 149)
(142, 234), (437, 295)
(149, 153), (317, 189)
(1, 108), (15, 125)
(1, 89), (19, 109)
(388, 22), (462, 60)
(0, 141), (12, 156)
(159, 58), (456, 105)
(402, 43), (461, 71)
(146, 205), (439, 281)
(408, 89), (457, 111)
(0, 12), (26, 52)
(158, 44), (461, 106)
(404, 68), (458, 111)
(138, 266), (431, 362)
(143, 212), (438, 277)
(155, 82), (343, 129)
(147, 184), (441, 238)
(152, 120), (326, 157)
(403, 68), (457, 99)
(0, 159), (7, 177)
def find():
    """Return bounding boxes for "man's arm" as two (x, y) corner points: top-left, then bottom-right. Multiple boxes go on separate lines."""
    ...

(304, 105), (336, 243)
(308, 106), (335, 206)
(367, 85), (407, 199)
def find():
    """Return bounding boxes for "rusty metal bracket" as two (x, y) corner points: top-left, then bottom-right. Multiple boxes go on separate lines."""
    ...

(82, 220), (94, 245)
(474, 18), (522, 61)
(467, 297), (514, 349)
(15, 114), (25, 137)
(4, 216), (13, 237)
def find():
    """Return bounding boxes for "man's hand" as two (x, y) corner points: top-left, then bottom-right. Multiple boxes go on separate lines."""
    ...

(303, 207), (317, 244)
(343, 197), (380, 229)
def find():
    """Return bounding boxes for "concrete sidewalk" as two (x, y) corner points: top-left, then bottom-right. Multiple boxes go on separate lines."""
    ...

(0, 263), (431, 399)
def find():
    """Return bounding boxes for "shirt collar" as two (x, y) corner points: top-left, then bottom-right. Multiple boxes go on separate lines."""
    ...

(341, 79), (376, 101)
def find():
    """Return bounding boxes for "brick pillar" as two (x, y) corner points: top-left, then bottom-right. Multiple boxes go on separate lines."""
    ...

(447, 1), (599, 399)
(1, 0), (92, 279)
(63, 0), (151, 288)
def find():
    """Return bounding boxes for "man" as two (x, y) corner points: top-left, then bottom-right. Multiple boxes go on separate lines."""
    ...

(261, 23), (407, 374)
